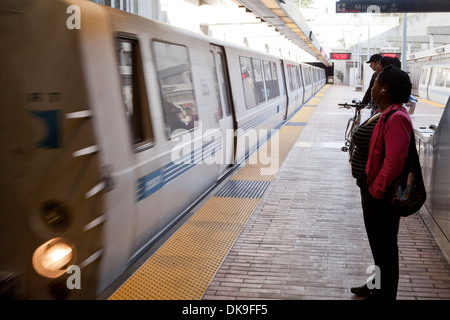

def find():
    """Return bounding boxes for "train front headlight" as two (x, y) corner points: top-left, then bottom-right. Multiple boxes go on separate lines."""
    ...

(32, 238), (76, 278)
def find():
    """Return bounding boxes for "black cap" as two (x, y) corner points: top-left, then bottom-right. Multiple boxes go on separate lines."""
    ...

(366, 54), (382, 63)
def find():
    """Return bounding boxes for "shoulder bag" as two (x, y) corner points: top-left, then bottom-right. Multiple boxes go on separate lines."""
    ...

(384, 109), (427, 217)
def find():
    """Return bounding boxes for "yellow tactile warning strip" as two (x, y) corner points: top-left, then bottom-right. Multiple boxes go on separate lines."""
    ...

(230, 165), (277, 181)
(306, 97), (322, 106)
(110, 197), (259, 300)
(289, 106), (316, 123)
(109, 85), (329, 300)
(418, 98), (445, 108)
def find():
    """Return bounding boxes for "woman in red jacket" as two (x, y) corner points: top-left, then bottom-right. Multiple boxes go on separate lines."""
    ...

(351, 65), (413, 300)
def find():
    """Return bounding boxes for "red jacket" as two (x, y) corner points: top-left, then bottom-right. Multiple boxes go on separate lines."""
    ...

(366, 103), (413, 199)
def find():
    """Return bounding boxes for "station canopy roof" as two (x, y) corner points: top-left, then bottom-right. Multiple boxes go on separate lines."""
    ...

(230, 0), (331, 66)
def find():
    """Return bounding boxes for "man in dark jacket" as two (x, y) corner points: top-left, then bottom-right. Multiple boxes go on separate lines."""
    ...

(361, 54), (382, 112)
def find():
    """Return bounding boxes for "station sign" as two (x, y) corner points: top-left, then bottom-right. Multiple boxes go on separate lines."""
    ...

(330, 53), (352, 60)
(381, 53), (401, 59)
(336, 0), (450, 13)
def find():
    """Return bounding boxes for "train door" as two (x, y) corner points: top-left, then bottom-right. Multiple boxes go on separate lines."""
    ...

(210, 45), (235, 175)
(301, 65), (313, 101)
(418, 66), (431, 99)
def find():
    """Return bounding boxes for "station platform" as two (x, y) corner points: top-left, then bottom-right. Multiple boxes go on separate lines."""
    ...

(103, 84), (450, 300)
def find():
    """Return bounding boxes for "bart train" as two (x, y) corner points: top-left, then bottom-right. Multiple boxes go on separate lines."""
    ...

(417, 64), (450, 105)
(406, 44), (450, 105)
(0, 0), (325, 299)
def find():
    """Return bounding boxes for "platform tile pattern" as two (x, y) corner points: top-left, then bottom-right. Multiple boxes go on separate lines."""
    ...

(203, 84), (450, 300)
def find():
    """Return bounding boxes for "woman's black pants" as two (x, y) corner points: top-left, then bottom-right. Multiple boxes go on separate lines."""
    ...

(358, 180), (401, 300)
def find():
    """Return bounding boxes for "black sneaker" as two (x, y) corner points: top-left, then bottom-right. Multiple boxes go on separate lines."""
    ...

(350, 284), (372, 297)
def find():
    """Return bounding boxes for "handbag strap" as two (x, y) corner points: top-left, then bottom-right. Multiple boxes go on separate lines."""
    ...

(383, 108), (416, 147)
(382, 108), (418, 172)
(383, 108), (408, 124)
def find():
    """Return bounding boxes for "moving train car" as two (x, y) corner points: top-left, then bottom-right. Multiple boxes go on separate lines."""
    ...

(0, 0), (325, 299)
(418, 64), (450, 105)
(406, 44), (450, 98)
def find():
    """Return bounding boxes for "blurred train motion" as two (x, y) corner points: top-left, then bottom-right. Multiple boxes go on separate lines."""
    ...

(0, 0), (325, 299)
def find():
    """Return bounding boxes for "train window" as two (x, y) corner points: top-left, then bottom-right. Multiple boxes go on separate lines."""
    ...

(300, 66), (305, 86)
(288, 65), (298, 91)
(263, 60), (280, 100)
(420, 69), (428, 85)
(210, 51), (223, 120)
(292, 67), (296, 89)
(263, 61), (273, 99)
(306, 69), (311, 85)
(295, 66), (301, 89)
(435, 68), (446, 87)
(445, 69), (450, 88)
(296, 66), (303, 89)
(152, 40), (198, 137)
(116, 37), (154, 151)
(289, 65), (296, 91)
(252, 58), (267, 104)
(292, 66), (298, 89)
(271, 62), (280, 98)
(439, 68), (448, 87)
(286, 65), (293, 91)
(442, 69), (449, 87)
(431, 68), (439, 87)
(240, 56), (257, 108)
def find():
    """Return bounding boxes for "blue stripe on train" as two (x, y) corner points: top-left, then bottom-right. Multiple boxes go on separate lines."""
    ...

(135, 140), (221, 202)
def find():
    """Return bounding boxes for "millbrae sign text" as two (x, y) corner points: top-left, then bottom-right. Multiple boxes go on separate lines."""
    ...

(336, 1), (450, 13)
